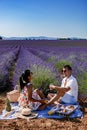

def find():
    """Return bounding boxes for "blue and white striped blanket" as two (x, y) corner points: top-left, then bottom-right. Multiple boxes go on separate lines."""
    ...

(0, 103), (83, 120)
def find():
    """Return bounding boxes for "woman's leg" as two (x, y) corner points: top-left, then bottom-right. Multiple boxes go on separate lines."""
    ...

(47, 93), (55, 100)
(36, 89), (45, 99)
(38, 104), (47, 110)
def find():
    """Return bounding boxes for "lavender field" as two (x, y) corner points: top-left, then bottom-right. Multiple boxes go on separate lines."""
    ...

(0, 40), (87, 96)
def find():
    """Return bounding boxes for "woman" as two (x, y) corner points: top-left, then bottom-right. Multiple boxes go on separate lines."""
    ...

(18, 69), (47, 110)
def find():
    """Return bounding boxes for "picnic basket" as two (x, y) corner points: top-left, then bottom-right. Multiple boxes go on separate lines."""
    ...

(7, 85), (20, 102)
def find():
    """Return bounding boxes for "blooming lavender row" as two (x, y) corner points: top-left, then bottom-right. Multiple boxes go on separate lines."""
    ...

(0, 47), (20, 90)
(30, 46), (87, 72)
(12, 46), (55, 88)
(24, 46), (58, 76)
(23, 45), (87, 82)
(0, 43), (19, 55)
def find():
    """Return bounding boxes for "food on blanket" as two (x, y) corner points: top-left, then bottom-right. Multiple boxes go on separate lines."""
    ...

(62, 109), (68, 113)
(60, 105), (65, 109)
(5, 98), (11, 112)
(21, 108), (31, 116)
(48, 110), (55, 115)
(67, 105), (74, 110)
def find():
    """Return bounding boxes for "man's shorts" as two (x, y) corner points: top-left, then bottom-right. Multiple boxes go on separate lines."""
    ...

(61, 93), (77, 105)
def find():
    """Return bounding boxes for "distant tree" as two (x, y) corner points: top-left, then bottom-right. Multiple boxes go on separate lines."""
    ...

(0, 36), (2, 40)
(59, 38), (67, 40)
(67, 38), (71, 40)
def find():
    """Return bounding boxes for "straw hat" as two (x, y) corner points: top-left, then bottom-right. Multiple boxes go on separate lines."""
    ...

(21, 108), (31, 116)
(15, 108), (38, 119)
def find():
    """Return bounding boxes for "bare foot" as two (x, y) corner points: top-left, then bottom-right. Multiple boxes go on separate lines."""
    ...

(54, 101), (59, 105)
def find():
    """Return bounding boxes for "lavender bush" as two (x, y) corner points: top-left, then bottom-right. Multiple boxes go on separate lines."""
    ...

(31, 64), (58, 96)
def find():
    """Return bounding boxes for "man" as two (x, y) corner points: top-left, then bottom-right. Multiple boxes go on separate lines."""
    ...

(47, 65), (78, 105)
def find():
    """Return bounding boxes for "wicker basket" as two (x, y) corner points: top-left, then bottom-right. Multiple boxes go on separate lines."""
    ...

(7, 90), (20, 102)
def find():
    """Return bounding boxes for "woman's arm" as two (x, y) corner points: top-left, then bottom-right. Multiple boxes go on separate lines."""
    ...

(27, 85), (46, 104)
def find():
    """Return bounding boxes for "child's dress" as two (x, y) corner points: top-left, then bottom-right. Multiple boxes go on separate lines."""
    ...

(18, 83), (41, 110)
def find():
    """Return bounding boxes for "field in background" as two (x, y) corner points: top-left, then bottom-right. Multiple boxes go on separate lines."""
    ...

(0, 40), (87, 97)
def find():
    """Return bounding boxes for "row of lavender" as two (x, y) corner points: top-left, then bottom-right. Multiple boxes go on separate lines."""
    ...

(0, 44), (20, 90)
(12, 46), (57, 88)
(24, 45), (87, 76)
(24, 44), (87, 71)
(26, 46), (87, 70)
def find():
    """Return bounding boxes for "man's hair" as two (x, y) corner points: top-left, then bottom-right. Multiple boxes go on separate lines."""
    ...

(63, 65), (72, 71)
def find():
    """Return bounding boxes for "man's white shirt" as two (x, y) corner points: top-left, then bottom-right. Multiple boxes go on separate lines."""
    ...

(61, 75), (78, 102)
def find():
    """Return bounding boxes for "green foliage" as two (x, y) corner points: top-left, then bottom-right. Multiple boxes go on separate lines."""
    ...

(5, 98), (11, 112)
(77, 71), (87, 94)
(47, 56), (56, 63)
(31, 65), (58, 96)
(55, 60), (72, 72)
(9, 64), (16, 81)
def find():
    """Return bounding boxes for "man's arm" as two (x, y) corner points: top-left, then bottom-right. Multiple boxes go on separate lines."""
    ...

(47, 85), (71, 105)
(49, 84), (70, 93)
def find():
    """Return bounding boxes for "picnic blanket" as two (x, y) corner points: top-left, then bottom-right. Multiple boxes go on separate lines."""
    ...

(0, 103), (83, 120)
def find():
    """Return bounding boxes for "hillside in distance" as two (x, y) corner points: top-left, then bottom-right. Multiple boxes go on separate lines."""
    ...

(1, 36), (57, 40)
(0, 39), (87, 47)
(1, 36), (87, 40)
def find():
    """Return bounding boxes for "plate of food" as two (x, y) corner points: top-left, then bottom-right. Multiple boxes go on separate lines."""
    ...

(55, 105), (78, 116)
(48, 104), (65, 115)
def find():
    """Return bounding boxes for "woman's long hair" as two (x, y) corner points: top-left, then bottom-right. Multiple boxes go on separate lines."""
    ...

(19, 69), (32, 90)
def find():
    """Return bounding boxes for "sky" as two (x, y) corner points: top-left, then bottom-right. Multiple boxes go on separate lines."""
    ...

(0, 0), (87, 38)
